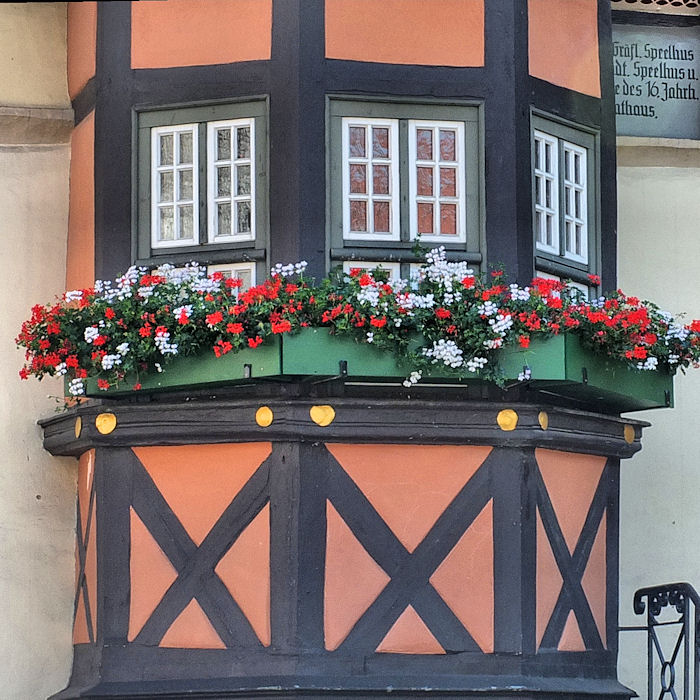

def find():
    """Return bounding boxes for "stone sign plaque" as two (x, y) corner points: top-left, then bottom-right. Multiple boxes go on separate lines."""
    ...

(612, 24), (700, 139)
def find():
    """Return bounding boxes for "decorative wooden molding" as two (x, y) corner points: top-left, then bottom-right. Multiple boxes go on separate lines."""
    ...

(611, 0), (700, 16)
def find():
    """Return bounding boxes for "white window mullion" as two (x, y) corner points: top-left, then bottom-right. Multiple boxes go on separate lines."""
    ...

(409, 120), (466, 243)
(562, 141), (587, 263)
(207, 118), (255, 244)
(151, 124), (199, 249)
(342, 117), (400, 242)
(533, 130), (559, 255)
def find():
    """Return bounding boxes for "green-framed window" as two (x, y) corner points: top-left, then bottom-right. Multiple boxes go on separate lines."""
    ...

(531, 112), (599, 287)
(134, 98), (268, 268)
(328, 98), (483, 272)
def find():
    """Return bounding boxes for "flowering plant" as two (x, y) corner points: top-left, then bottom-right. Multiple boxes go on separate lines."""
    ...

(16, 248), (700, 397)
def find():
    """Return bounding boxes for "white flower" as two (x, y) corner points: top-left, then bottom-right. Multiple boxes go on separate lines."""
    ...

(154, 327), (178, 355)
(101, 354), (122, 370)
(478, 301), (498, 317)
(64, 290), (83, 302)
(489, 313), (513, 336)
(68, 378), (84, 396)
(518, 367), (532, 382)
(173, 305), (193, 321)
(423, 339), (464, 368)
(83, 326), (99, 344)
(116, 342), (130, 356)
(637, 356), (658, 371)
(509, 284), (531, 301)
(465, 356), (488, 373)
(55, 362), (67, 376)
(402, 370), (422, 388)
(366, 332), (374, 343)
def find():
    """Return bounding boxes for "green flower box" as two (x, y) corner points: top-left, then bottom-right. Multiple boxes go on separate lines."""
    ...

(82, 328), (673, 412)
(498, 333), (673, 412)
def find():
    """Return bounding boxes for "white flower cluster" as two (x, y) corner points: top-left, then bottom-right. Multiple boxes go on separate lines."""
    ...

(173, 305), (193, 320)
(665, 322), (690, 342)
(356, 283), (381, 307)
(192, 276), (220, 295)
(157, 262), (205, 285)
(509, 284), (531, 301)
(483, 337), (504, 349)
(55, 362), (67, 376)
(366, 332), (374, 343)
(465, 356), (488, 373)
(84, 326), (100, 343)
(489, 313), (513, 336)
(423, 339), (464, 368)
(424, 247), (474, 288)
(68, 378), (84, 396)
(137, 285), (154, 299)
(271, 261), (308, 277)
(518, 367), (532, 382)
(116, 342), (130, 356)
(668, 353), (680, 365)
(402, 370), (423, 388)
(477, 301), (498, 317)
(154, 328), (178, 355)
(64, 289), (84, 302)
(101, 354), (122, 371)
(637, 356), (658, 371)
(395, 292), (435, 312)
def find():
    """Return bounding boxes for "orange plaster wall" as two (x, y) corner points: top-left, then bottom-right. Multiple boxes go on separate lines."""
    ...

(67, 1), (97, 100)
(131, 0), (272, 69)
(528, 0), (601, 98)
(66, 111), (95, 291)
(325, 0), (484, 67)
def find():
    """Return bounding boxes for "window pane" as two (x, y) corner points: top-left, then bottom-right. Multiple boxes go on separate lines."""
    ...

(159, 171), (173, 202)
(350, 200), (367, 231)
(535, 211), (543, 242)
(178, 169), (193, 200)
(217, 166), (231, 197)
(546, 214), (554, 246)
(545, 143), (552, 172)
(373, 165), (389, 195)
(564, 149), (571, 180)
(565, 221), (573, 251)
(237, 164), (251, 196)
(440, 204), (457, 235)
(418, 202), (434, 234)
(575, 190), (582, 219)
(439, 130), (456, 161)
(350, 164), (366, 194)
(159, 134), (173, 166)
(576, 225), (583, 255)
(545, 179), (552, 208)
(159, 207), (174, 241)
(237, 127), (250, 159)
(217, 202), (231, 236)
(416, 129), (433, 160)
(535, 175), (543, 206)
(178, 205), (193, 239)
(349, 127), (365, 158)
(440, 167), (456, 197)
(374, 202), (390, 232)
(574, 153), (581, 183)
(372, 127), (389, 158)
(417, 167), (433, 196)
(237, 201), (251, 233)
(217, 128), (231, 160)
(535, 139), (541, 171)
(178, 132), (193, 165)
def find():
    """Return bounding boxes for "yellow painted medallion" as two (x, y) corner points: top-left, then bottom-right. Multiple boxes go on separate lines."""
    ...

(538, 411), (549, 431)
(624, 424), (635, 444)
(255, 406), (274, 427)
(74, 416), (82, 439)
(95, 412), (117, 435)
(497, 409), (518, 431)
(310, 405), (335, 427)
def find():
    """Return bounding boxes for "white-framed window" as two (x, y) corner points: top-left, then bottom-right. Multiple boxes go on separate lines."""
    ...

(207, 262), (256, 295)
(341, 118), (400, 241)
(207, 119), (255, 243)
(341, 260), (401, 279)
(408, 120), (466, 242)
(562, 142), (587, 263)
(533, 119), (593, 270)
(136, 99), (267, 265)
(533, 130), (559, 256)
(151, 124), (199, 249)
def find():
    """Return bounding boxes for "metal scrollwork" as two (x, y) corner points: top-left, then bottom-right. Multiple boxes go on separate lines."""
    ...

(632, 582), (700, 699)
